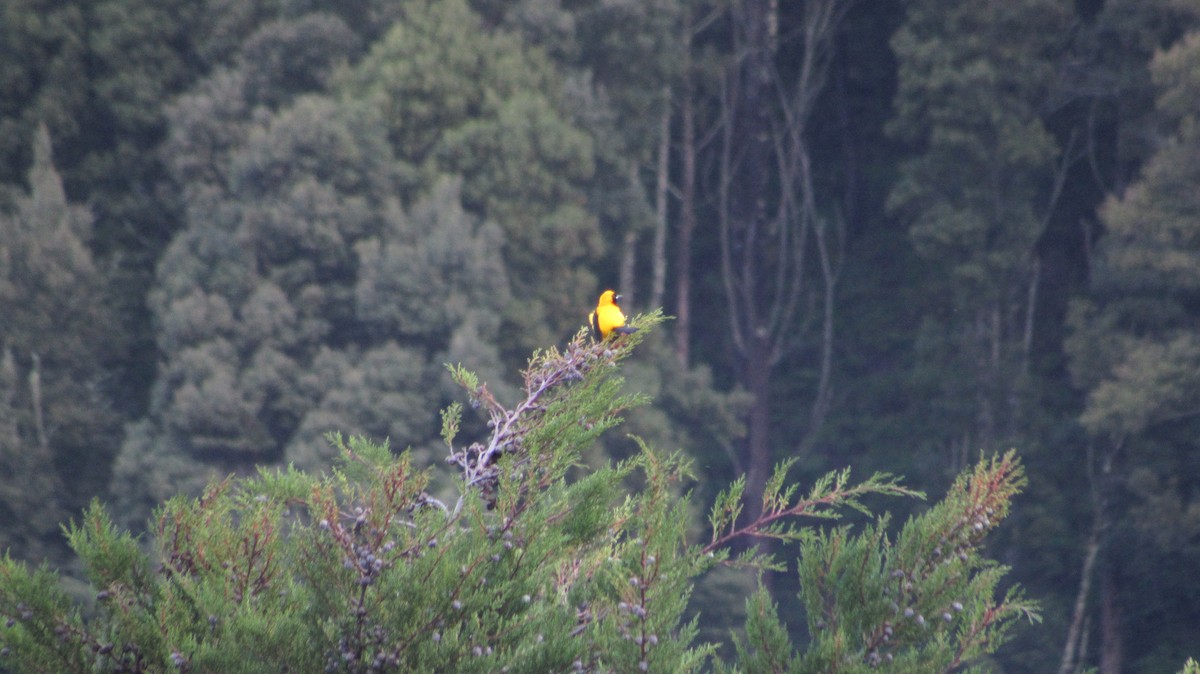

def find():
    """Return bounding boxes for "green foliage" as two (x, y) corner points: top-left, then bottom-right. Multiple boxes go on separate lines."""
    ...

(606, 333), (752, 480)
(0, 0), (211, 428)
(0, 321), (1035, 673)
(706, 462), (921, 572)
(112, 42), (517, 520)
(1063, 26), (1200, 671)
(1068, 28), (1200, 439)
(887, 0), (1072, 457)
(479, 0), (687, 286)
(109, 0), (628, 527)
(337, 0), (603, 351)
(10, 0), (1176, 670)
(889, 0), (1067, 290)
(711, 453), (1037, 674)
(0, 0), (89, 188)
(1079, 334), (1200, 437)
(0, 127), (123, 560)
(793, 451), (1038, 673)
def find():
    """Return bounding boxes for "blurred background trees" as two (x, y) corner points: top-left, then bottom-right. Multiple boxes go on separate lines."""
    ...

(0, 126), (123, 563)
(3, 0), (1200, 670)
(1062, 21), (1200, 672)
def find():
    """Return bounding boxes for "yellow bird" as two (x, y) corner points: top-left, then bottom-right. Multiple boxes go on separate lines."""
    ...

(589, 290), (638, 340)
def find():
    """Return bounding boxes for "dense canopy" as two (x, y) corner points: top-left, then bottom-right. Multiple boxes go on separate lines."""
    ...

(2, 0), (1200, 671)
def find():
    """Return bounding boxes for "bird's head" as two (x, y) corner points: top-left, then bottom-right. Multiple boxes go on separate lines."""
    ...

(599, 290), (621, 306)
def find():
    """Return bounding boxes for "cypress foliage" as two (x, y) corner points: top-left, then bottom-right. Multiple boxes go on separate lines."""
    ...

(2, 317), (1039, 672)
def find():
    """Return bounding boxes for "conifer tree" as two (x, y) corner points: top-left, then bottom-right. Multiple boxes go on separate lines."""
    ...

(336, 0), (603, 353)
(110, 0), (538, 524)
(2, 318), (1037, 672)
(888, 0), (1072, 464)
(111, 0), (748, 535)
(0, 126), (122, 561)
(1063, 26), (1200, 673)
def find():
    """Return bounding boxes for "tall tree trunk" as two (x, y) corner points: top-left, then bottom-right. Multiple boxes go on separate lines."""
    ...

(718, 0), (851, 517)
(803, 212), (837, 454)
(1099, 568), (1122, 674)
(1059, 515), (1101, 674)
(1023, 258), (1040, 374)
(650, 87), (670, 310)
(675, 94), (696, 366)
(724, 0), (775, 520)
(743, 334), (774, 524)
(1060, 441), (1114, 674)
(674, 12), (697, 368)
(619, 162), (639, 304)
(29, 352), (47, 450)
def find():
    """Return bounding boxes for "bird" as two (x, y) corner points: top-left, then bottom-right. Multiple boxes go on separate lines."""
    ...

(589, 290), (639, 340)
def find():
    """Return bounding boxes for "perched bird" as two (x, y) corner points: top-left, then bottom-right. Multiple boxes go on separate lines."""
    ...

(589, 290), (639, 340)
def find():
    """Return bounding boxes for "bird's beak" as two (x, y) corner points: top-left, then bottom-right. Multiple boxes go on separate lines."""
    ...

(614, 294), (623, 303)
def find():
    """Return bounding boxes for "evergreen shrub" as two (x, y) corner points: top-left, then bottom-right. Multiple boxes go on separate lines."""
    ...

(1, 316), (1040, 672)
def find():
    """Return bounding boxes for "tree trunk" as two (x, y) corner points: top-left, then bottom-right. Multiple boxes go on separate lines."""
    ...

(1099, 568), (1122, 674)
(619, 162), (639, 304)
(717, 0), (849, 515)
(674, 12), (697, 368)
(726, 0), (775, 517)
(1061, 441), (1114, 674)
(743, 334), (773, 523)
(650, 87), (670, 310)
(1059, 517), (1101, 674)
(802, 216), (836, 454)
(29, 352), (48, 450)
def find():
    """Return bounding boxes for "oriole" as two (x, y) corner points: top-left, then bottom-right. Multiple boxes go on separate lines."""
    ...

(589, 290), (638, 340)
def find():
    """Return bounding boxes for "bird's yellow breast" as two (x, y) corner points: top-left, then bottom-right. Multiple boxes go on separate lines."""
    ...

(593, 303), (628, 339)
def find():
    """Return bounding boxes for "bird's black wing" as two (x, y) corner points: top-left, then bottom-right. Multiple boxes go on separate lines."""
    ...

(589, 310), (602, 341)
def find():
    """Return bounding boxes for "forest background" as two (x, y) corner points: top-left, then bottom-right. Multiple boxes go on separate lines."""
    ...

(2, 0), (1199, 671)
